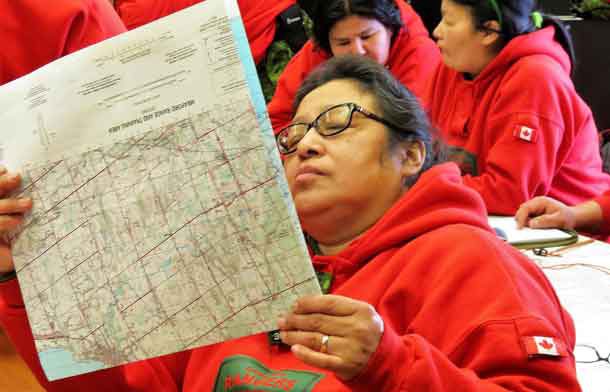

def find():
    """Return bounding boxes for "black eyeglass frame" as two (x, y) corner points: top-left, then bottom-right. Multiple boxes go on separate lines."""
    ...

(276, 102), (398, 154)
(575, 344), (610, 365)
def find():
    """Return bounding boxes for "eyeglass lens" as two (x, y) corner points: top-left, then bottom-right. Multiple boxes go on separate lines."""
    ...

(574, 345), (610, 364)
(279, 104), (354, 152)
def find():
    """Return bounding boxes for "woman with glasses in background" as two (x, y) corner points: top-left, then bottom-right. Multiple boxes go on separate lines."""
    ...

(426, 0), (610, 216)
(267, 0), (440, 133)
(0, 55), (580, 391)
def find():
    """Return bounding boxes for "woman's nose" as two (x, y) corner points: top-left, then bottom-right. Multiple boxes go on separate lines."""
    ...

(349, 39), (366, 56)
(432, 23), (442, 41)
(295, 126), (325, 158)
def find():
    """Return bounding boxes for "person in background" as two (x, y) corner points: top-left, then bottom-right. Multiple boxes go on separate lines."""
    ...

(0, 55), (580, 391)
(267, 0), (440, 133)
(426, 0), (610, 215)
(516, 191), (610, 235)
(1, 0), (126, 86)
(112, 0), (308, 65)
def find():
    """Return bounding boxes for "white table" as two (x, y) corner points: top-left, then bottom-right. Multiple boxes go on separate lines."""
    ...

(524, 237), (610, 392)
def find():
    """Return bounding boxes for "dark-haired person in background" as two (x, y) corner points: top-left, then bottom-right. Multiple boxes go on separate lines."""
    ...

(1, 55), (580, 391)
(426, 0), (610, 215)
(268, 0), (440, 133)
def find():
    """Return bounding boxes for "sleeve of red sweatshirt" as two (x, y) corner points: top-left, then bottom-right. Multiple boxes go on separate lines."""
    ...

(460, 113), (566, 216)
(61, 0), (126, 54)
(1, 0), (126, 85)
(344, 227), (580, 391)
(114, 0), (200, 30)
(460, 59), (596, 215)
(594, 189), (610, 235)
(347, 322), (579, 392)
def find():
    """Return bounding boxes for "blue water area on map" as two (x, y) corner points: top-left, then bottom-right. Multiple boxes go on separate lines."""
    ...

(161, 258), (173, 271)
(40, 348), (105, 381)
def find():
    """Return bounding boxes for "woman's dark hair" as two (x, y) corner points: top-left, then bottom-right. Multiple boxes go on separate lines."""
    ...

(309, 0), (404, 54)
(452, 0), (576, 75)
(293, 55), (445, 184)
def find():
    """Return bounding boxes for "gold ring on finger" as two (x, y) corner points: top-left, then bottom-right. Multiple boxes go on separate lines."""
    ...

(320, 334), (330, 354)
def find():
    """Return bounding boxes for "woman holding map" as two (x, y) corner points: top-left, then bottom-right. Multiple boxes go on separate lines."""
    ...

(0, 56), (580, 391)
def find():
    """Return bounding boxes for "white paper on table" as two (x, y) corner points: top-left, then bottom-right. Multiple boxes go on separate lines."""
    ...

(527, 239), (610, 392)
(488, 215), (573, 244)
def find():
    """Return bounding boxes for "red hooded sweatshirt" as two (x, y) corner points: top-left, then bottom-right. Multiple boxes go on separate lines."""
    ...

(426, 26), (610, 216)
(267, 0), (441, 134)
(113, 0), (296, 64)
(0, 163), (580, 391)
(0, 0), (126, 86)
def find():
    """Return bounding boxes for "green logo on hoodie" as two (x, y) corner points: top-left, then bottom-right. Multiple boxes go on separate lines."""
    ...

(213, 355), (324, 392)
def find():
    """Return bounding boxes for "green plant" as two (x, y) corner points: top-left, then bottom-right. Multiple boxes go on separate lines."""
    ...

(572, 0), (610, 20)
(256, 10), (314, 102)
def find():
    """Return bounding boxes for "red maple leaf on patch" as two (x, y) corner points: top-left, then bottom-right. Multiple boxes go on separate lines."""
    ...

(540, 339), (554, 350)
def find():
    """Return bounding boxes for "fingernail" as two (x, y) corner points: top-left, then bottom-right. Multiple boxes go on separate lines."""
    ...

(292, 302), (298, 312)
(0, 167), (6, 175)
(19, 198), (33, 207)
(277, 318), (285, 329)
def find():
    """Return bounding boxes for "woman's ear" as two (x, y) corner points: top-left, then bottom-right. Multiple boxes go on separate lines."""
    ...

(480, 20), (502, 47)
(399, 140), (426, 179)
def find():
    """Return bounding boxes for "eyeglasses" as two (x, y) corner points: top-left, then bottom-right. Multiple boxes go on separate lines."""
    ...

(574, 344), (610, 365)
(275, 102), (396, 154)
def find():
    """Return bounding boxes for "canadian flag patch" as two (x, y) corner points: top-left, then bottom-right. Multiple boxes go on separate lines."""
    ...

(513, 125), (538, 143)
(522, 336), (567, 357)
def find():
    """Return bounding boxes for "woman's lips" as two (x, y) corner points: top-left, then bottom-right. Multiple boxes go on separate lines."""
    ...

(295, 165), (325, 183)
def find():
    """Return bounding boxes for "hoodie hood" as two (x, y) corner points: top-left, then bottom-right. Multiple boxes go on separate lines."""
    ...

(312, 163), (492, 274)
(475, 26), (571, 85)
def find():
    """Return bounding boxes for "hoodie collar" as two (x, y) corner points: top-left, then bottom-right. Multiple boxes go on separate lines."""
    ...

(310, 163), (491, 275)
(467, 25), (571, 86)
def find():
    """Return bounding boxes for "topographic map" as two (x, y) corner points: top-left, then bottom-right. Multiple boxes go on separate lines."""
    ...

(527, 240), (610, 391)
(0, 0), (319, 381)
